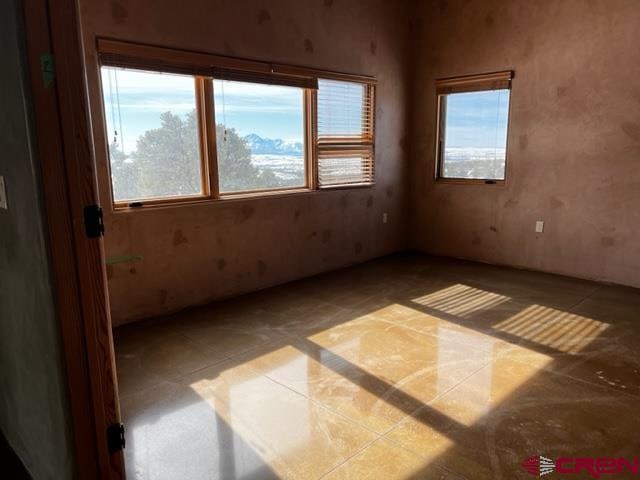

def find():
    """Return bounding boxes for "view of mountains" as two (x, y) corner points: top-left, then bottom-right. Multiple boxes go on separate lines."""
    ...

(243, 133), (304, 156)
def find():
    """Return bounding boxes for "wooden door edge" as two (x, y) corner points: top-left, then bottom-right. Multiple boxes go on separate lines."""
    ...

(21, 0), (124, 478)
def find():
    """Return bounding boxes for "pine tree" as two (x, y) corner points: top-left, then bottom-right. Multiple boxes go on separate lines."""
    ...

(111, 109), (284, 199)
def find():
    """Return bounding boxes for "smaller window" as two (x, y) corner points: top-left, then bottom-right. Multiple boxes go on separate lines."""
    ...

(435, 71), (513, 183)
(316, 78), (375, 187)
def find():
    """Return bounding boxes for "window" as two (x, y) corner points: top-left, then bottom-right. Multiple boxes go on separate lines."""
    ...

(213, 80), (306, 194)
(97, 39), (376, 208)
(101, 67), (205, 202)
(316, 79), (375, 187)
(435, 71), (512, 183)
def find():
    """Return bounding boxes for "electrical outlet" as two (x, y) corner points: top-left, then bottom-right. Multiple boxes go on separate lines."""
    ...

(535, 220), (544, 233)
(382, 212), (388, 224)
(0, 176), (7, 210)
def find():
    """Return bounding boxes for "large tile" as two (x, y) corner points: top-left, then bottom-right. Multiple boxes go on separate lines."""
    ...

(488, 305), (640, 395)
(293, 268), (414, 314)
(308, 316), (492, 392)
(187, 362), (378, 479)
(408, 283), (515, 321)
(324, 438), (458, 480)
(365, 302), (448, 336)
(121, 360), (377, 480)
(571, 285), (640, 324)
(402, 255), (599, 309)
(180, 312), (287, 358)
(370, 300), (520, 356)
(230, 338), (412, 433)
(554, 323), (640, 394)
(387, 357), (640, 479)
(115, 330), (227, 396)
(120, 381), (280, 480)
(453, 266), (599, 310)
(275, 301), (363, 338)
(489, 304), (612, 354)
(232, 335), (439, 434)
(406, 292), (640, 396)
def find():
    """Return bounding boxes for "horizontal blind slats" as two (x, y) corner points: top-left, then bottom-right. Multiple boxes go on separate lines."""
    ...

(317, 79), (369, 138)
(316, 78), (375, 187)
(317, 149), (374, 187)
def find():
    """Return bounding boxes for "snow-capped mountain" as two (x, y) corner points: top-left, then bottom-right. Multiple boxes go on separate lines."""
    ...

(244, 133), (304, 155)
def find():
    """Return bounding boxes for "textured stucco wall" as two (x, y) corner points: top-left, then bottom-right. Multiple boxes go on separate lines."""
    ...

(79, 0), (412, 325)
(0, 0), (74, 477)
(410, 0), (640, 288)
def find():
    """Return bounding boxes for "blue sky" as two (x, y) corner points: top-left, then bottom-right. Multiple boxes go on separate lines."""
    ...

(101, 67), (305, 154)
(101, 67), (504, 155)
(443, 89), (510, 149)
(213, 79), (303, 143)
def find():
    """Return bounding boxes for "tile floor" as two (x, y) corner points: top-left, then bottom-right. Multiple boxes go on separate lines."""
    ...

(114, 253), (640, 479)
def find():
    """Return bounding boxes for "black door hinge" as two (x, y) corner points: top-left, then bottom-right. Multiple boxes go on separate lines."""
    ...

(107, 423), (125, 453)
(84, 204), (104, 238)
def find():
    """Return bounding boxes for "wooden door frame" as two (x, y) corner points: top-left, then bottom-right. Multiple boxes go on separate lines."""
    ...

(22, 0), (124, 478)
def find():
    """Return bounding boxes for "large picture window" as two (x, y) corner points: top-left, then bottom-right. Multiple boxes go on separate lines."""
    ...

(435, 71), (512, 184)
(97, 40), (376, 209)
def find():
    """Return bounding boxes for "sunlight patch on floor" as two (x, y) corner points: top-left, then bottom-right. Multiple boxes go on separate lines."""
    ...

(411, 284), (510, 318)
(492, 305), (610, 353)
(182, 299), (609, 476)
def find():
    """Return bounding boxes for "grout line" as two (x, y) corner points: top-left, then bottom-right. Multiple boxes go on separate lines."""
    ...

(566, 284), (603, 312)
(116, 352), (234, 400)
(379, 358), (492, 439)
(317, 434), (383, 479)
(497, 284), (640, 399)
(505, 353), (640, 399)
(221, 338), (492, 479)
(373, 315), (500, 351)
(377, 433), (473, 480)
(256, 369), (382, 436)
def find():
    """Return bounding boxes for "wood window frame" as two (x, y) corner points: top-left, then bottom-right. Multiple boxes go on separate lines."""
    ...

(213, 79), (313, 199)
(101, 74), (219, 209)
(96, 39), (376, 210)
(434, 70), (513, 186)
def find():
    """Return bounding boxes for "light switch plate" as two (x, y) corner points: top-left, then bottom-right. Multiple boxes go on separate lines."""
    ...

(535, 220), (544, 233)
(0, 176), (7, 210)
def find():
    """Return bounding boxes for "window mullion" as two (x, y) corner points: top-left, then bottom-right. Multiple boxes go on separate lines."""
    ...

(306, 88), (319, 190)
(200, 77), (220, 199)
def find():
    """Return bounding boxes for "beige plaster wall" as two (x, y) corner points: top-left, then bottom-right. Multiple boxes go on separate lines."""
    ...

(410, 0), (640, 288)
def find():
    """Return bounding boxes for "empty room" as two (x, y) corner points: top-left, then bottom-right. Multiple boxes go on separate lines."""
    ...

(1, 0), (639, 479)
